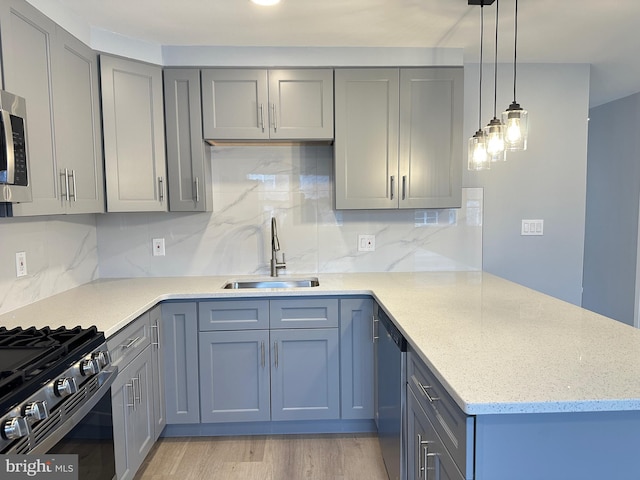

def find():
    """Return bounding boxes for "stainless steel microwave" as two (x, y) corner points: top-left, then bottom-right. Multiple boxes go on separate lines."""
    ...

(0, 89), (31, 203)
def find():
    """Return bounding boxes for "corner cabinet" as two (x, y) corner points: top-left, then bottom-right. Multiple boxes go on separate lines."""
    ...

(164, 69), (212, 212)
(334, 67), (463, 210)
(201, 68), (334, 141)
(100, 55), (168, 212)
(0, 0), (104, 215)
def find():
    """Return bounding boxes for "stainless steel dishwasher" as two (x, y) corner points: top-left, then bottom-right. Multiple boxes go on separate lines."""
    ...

(375, 306), (407, 480)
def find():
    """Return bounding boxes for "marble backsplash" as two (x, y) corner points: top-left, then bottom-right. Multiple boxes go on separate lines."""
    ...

(0, 214), (99, 315)
(97, 145), (482, 278)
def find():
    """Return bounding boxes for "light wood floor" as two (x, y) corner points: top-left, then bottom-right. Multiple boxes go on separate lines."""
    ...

(133, 433), (389, 480)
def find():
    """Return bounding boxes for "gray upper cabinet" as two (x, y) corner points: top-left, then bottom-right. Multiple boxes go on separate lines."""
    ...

(201, 68), (333, 141)
(164, 68), (212, 212)
(334, 67), (463, 210)
(0, 0), (104, 216)
(334, 69), (399, 209)
(50, 27), (104, 214)
(399, 68), (463, 209)
(100, 55), (167, 212)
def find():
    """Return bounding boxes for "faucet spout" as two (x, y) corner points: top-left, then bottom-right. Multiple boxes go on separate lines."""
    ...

(270, 217), (286, 277)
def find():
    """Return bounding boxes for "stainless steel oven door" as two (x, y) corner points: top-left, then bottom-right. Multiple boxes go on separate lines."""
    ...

(31, 368), (117, 480)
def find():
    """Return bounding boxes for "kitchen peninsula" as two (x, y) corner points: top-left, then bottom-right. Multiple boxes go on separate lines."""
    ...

(3, 271), (640, 479)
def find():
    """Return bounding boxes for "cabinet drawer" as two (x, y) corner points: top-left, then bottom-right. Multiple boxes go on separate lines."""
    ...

(269, 298), (339, 329)
(198, 300), (269, 331)
(408, 348), (474, 478)
(107, 311), (151, 369)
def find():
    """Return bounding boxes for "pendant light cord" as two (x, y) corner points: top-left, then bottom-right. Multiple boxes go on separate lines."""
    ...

(512, 0), (518, 103)
(478, 1), (484, 130)
(492, 0), (499, 118)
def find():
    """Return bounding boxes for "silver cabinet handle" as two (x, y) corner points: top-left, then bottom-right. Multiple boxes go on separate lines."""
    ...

(151, 323), (159, 348)
(131, 376), (141, 405)
(69, 169), (77, 201)
(417, 433), (425, 479)
(60, 169), (70, 202)
(390, 175), (395, 200)
(194, 177), (200, 203)
(158, 177), (164, 202)
(426, 452), (440, 480)
(402, 175), (407, 201)
(272, 104), (277, 132)
(135, 374), (142, 405)
(121, 337), (140, 350)
(261, 341), (265, 368)
(372, 315), (378, 342)
(412, 375), (439, 403)
(274, 341), (279, 368)
(259, 104), (265, 132)
(126, 382), (135, 409)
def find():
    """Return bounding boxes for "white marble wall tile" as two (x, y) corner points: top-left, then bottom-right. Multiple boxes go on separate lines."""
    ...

(96, 145), (482, 278)
(0, 215), (99, 315)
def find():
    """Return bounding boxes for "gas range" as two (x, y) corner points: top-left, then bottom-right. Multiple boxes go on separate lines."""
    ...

(0, 325), (116, 455)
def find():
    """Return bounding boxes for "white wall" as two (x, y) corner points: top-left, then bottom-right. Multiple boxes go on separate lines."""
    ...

(464, 63), (591, 305)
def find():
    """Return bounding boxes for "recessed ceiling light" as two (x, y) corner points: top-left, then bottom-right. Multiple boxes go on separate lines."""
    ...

(250, 0), (281, 5)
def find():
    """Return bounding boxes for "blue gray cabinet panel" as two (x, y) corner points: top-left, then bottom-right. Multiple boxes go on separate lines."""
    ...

(270, 328), (340, 421)
(270, 298), (339, 329)
(162, 303), (200, 424)
(340, 298), (374, 420)
(199, 329), (270, 423)
(199, 299), (269, 331)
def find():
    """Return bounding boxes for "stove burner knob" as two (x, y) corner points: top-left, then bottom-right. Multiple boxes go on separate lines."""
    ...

(53, 377), (78, 397)
(92, 350), (111, 368)
(80, 359), (100, 376)
(1, 416), (28, 440)
(23, 401), (48, 421)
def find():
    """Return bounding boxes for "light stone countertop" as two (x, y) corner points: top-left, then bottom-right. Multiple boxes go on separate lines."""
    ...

(2, 271), (639, 416)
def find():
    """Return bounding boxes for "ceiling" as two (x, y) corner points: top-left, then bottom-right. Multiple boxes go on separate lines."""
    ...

(54, 0), (640, 107)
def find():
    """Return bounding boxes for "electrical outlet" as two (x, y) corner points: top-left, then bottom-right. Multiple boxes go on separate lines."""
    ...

(358, 234), (376, 252)
(152, 238), (166, 256)
(521, 219), (544, 236)
(16, 252), (27, 277)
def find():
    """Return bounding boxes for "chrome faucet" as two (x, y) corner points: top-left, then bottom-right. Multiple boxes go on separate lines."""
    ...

(270, 217), (286, 277)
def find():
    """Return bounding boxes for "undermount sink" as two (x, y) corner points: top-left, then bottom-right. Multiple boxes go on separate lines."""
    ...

(223, 277), (320, 289)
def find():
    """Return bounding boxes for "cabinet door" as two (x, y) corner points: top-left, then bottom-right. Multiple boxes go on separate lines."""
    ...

(199, 329), (271, 423)
(149, 305), (166, 439)
(100, 55), (167, 212)
(399, 68), (463, 209)
(0, 0), (62, 216)
(52, 26), (104, 214)
(201, 69), (269, 140)
(269, 298), (339, 329)
(164, 68), (211, 212)
(112, 347), (154, 480)
(340, 298), (374, 420)
(334, 68), (399, 209)
(270, 328), (340, 421)
(162, 302), (200, 424)
(268, 69), (334, 140)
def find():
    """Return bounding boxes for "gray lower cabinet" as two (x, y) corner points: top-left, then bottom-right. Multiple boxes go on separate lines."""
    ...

(163, 68), (212, 212)
(340, 298), (375, 420)
(149, 305), (166, 439)
(162, 302), (200, 424)
(100, 54), (167, 212)
(201, 68), (333, 141)
(334, 67), (463, 210)
(0, 0), (104, 215)
(198, 298), (341, 423)
(199, 329), (270, 423)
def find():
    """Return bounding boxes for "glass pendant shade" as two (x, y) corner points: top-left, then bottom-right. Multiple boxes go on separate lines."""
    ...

(484, 118), (506, 162)
(502, 102), (528, 150)
(468, 130), (490, 171)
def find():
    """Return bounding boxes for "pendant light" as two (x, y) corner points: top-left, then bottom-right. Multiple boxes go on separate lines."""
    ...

(484, 0), (506, 162)
(502, 0), (528, 150)
(468, 1), (490, 171)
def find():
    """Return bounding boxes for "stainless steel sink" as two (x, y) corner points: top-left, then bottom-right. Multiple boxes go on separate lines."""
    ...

(223, 277), (320, 289)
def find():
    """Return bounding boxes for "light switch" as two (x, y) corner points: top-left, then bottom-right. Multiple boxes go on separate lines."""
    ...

(521, 219), (544, 236)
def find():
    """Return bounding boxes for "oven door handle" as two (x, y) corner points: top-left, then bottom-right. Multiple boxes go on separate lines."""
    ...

(28, 367), (118, 455)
